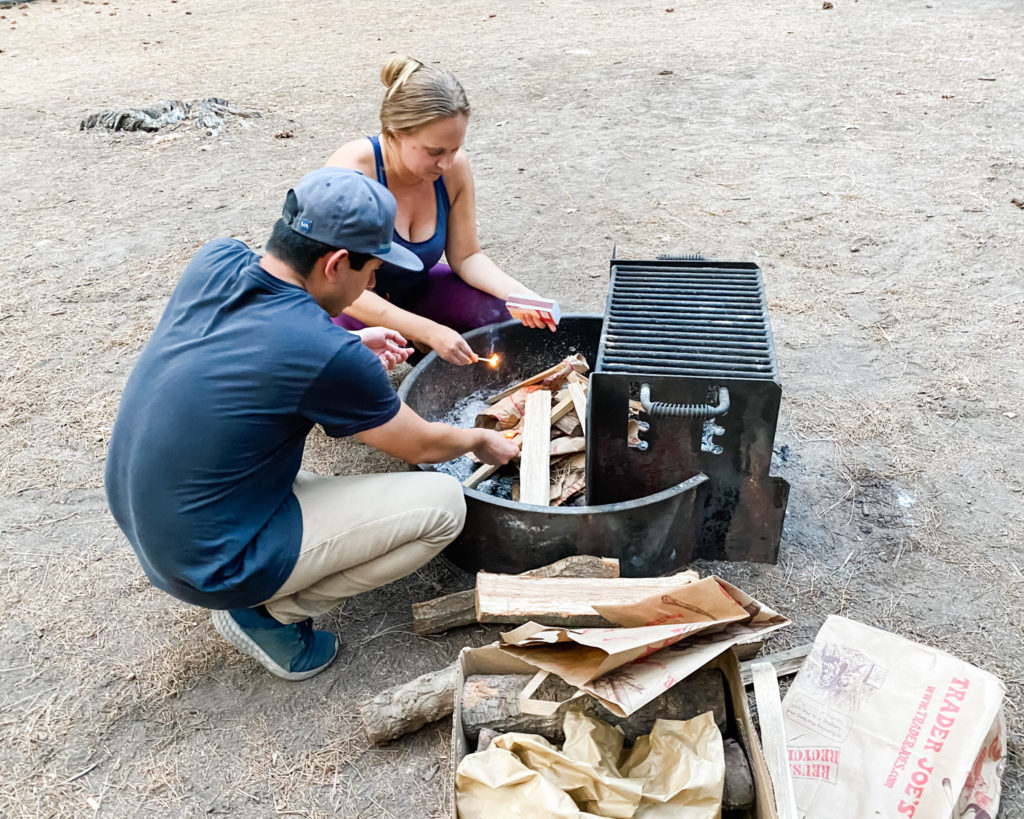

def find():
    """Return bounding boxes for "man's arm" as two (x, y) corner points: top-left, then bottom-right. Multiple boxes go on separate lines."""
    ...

(356, 402), (518, 466)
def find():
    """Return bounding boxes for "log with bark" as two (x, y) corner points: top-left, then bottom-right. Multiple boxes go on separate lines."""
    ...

(367, 557), (623, 744)
(460, 668), (728, 743)
(360, 662), (460, 746)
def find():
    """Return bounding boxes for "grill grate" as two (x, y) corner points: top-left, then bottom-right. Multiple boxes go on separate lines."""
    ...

(596, 261), (778, 380)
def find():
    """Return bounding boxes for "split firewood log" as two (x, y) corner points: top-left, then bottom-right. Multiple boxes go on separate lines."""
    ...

(411, 555), (620, 636)
(485, 354), (589, 405)
(474, 572), (700, 628)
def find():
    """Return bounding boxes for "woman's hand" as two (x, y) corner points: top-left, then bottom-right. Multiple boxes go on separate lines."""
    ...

(515, 308), (555, 331)
(355, 326), (413, 371)
(426, 324), (478, 366)
(507, 289), (558, 332)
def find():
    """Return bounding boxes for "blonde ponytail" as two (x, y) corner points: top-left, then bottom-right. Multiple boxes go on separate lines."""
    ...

(381, 56), (422, 99)
(378, 57), (470, 138)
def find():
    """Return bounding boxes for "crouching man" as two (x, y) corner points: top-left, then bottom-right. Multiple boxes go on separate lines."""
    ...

(105, 168), (517, 680)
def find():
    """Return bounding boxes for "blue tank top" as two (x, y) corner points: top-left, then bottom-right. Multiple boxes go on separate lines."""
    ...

(368, 135), (450, 303)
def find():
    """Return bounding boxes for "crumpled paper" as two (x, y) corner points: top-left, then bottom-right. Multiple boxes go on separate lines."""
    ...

(456, 710), (723, 819)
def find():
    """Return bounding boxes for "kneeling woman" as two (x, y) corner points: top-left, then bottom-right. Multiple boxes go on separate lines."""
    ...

(326, 56), (553, 365)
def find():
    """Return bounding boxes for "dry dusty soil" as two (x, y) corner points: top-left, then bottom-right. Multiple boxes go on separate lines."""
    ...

(1, 0), (1022, 816)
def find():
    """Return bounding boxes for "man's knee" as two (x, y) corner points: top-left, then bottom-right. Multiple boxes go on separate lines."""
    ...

(420, 472), (467, 547)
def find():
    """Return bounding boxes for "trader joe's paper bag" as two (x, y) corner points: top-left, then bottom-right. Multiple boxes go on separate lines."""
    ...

(782, 615), (1006, 819)
(500, 576), (788, 716)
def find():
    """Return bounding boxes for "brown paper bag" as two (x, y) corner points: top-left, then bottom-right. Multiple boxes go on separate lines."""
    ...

(782, 615), (1006, 819)
(476, 387), (534, 430)
(550, 453), (587, 504)
(500, 577), (788, 716)
(456, 746), (595, 818)
(456, 710), (724, 819)
(620, 713), (724, 818)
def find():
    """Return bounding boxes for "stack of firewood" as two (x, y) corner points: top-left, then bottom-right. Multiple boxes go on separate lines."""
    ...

(465, 354), (591, 506)
(358, 554), (761, 814)
(463, 354), (648, 504)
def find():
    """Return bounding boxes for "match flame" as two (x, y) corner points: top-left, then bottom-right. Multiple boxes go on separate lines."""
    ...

(484, 353), (500, 368)
(503, 431), (517, 439)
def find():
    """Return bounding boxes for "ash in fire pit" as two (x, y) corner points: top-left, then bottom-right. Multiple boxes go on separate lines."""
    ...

(432, 389), (491, 482)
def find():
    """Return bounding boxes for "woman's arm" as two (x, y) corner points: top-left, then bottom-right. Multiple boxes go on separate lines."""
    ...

(444, 154), (550, 329)
(344, 291), (479, 365)
(443, 154), (535, 299)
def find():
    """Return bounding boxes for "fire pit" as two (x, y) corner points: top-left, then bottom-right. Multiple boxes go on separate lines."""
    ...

(397, 314), (708, 577)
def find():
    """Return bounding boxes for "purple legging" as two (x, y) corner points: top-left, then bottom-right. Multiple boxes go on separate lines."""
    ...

(331, 263), (508, 334)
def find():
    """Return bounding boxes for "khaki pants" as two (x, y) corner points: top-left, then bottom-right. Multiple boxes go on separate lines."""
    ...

(263, 470), (466, 624)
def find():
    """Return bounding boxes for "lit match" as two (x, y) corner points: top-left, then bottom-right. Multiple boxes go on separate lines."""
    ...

(476, 353), (501, 368)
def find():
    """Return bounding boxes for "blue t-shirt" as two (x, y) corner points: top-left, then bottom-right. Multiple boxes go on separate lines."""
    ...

(105, 239), (401, 609)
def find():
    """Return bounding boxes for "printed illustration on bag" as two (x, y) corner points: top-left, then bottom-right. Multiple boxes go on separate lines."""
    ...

(806, 641), (887, 713)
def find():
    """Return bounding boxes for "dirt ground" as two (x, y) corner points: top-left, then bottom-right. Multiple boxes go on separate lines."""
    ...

(1, 0), (1022, 816)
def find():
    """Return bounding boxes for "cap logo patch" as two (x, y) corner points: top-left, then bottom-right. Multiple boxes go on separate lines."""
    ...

(298, 218), (312, 233)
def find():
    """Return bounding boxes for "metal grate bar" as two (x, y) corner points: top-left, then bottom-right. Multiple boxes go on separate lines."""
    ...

(612, 295), (763, 306)
(608, 317), (767, 331)
(614, 264), (758, 276)
(604, 340), (772, 357)
(606, 317), (770, 333)
(598, 348), (770, 364)
(610, 306), (765, 319)
(600, 360), (776, 376)
(612, 291), (762, 303)
(613, 281), (761, 293)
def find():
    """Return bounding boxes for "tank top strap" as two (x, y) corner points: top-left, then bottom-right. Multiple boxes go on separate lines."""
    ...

(436, 176), (451, 213)
(367, 135), (387, 186)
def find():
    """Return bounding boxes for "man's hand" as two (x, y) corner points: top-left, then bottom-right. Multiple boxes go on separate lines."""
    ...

(426, 324), (478, 366)
(355, 326), (413, 371)
(471, 429), (521, 466)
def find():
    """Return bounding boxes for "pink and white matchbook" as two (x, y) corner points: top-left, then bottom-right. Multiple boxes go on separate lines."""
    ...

(505, 294), (561, 331)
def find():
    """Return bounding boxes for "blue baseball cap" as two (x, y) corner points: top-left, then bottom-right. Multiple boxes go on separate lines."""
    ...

(282, 167), (423, 272)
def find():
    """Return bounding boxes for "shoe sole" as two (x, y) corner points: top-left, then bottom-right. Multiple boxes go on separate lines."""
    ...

(211, 610), (338, 681)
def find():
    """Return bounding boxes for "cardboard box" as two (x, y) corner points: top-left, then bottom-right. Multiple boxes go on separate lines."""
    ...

(450, 644), (779, 818)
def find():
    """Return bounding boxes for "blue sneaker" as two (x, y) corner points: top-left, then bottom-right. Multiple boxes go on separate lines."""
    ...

(211, 606), (338, 681)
